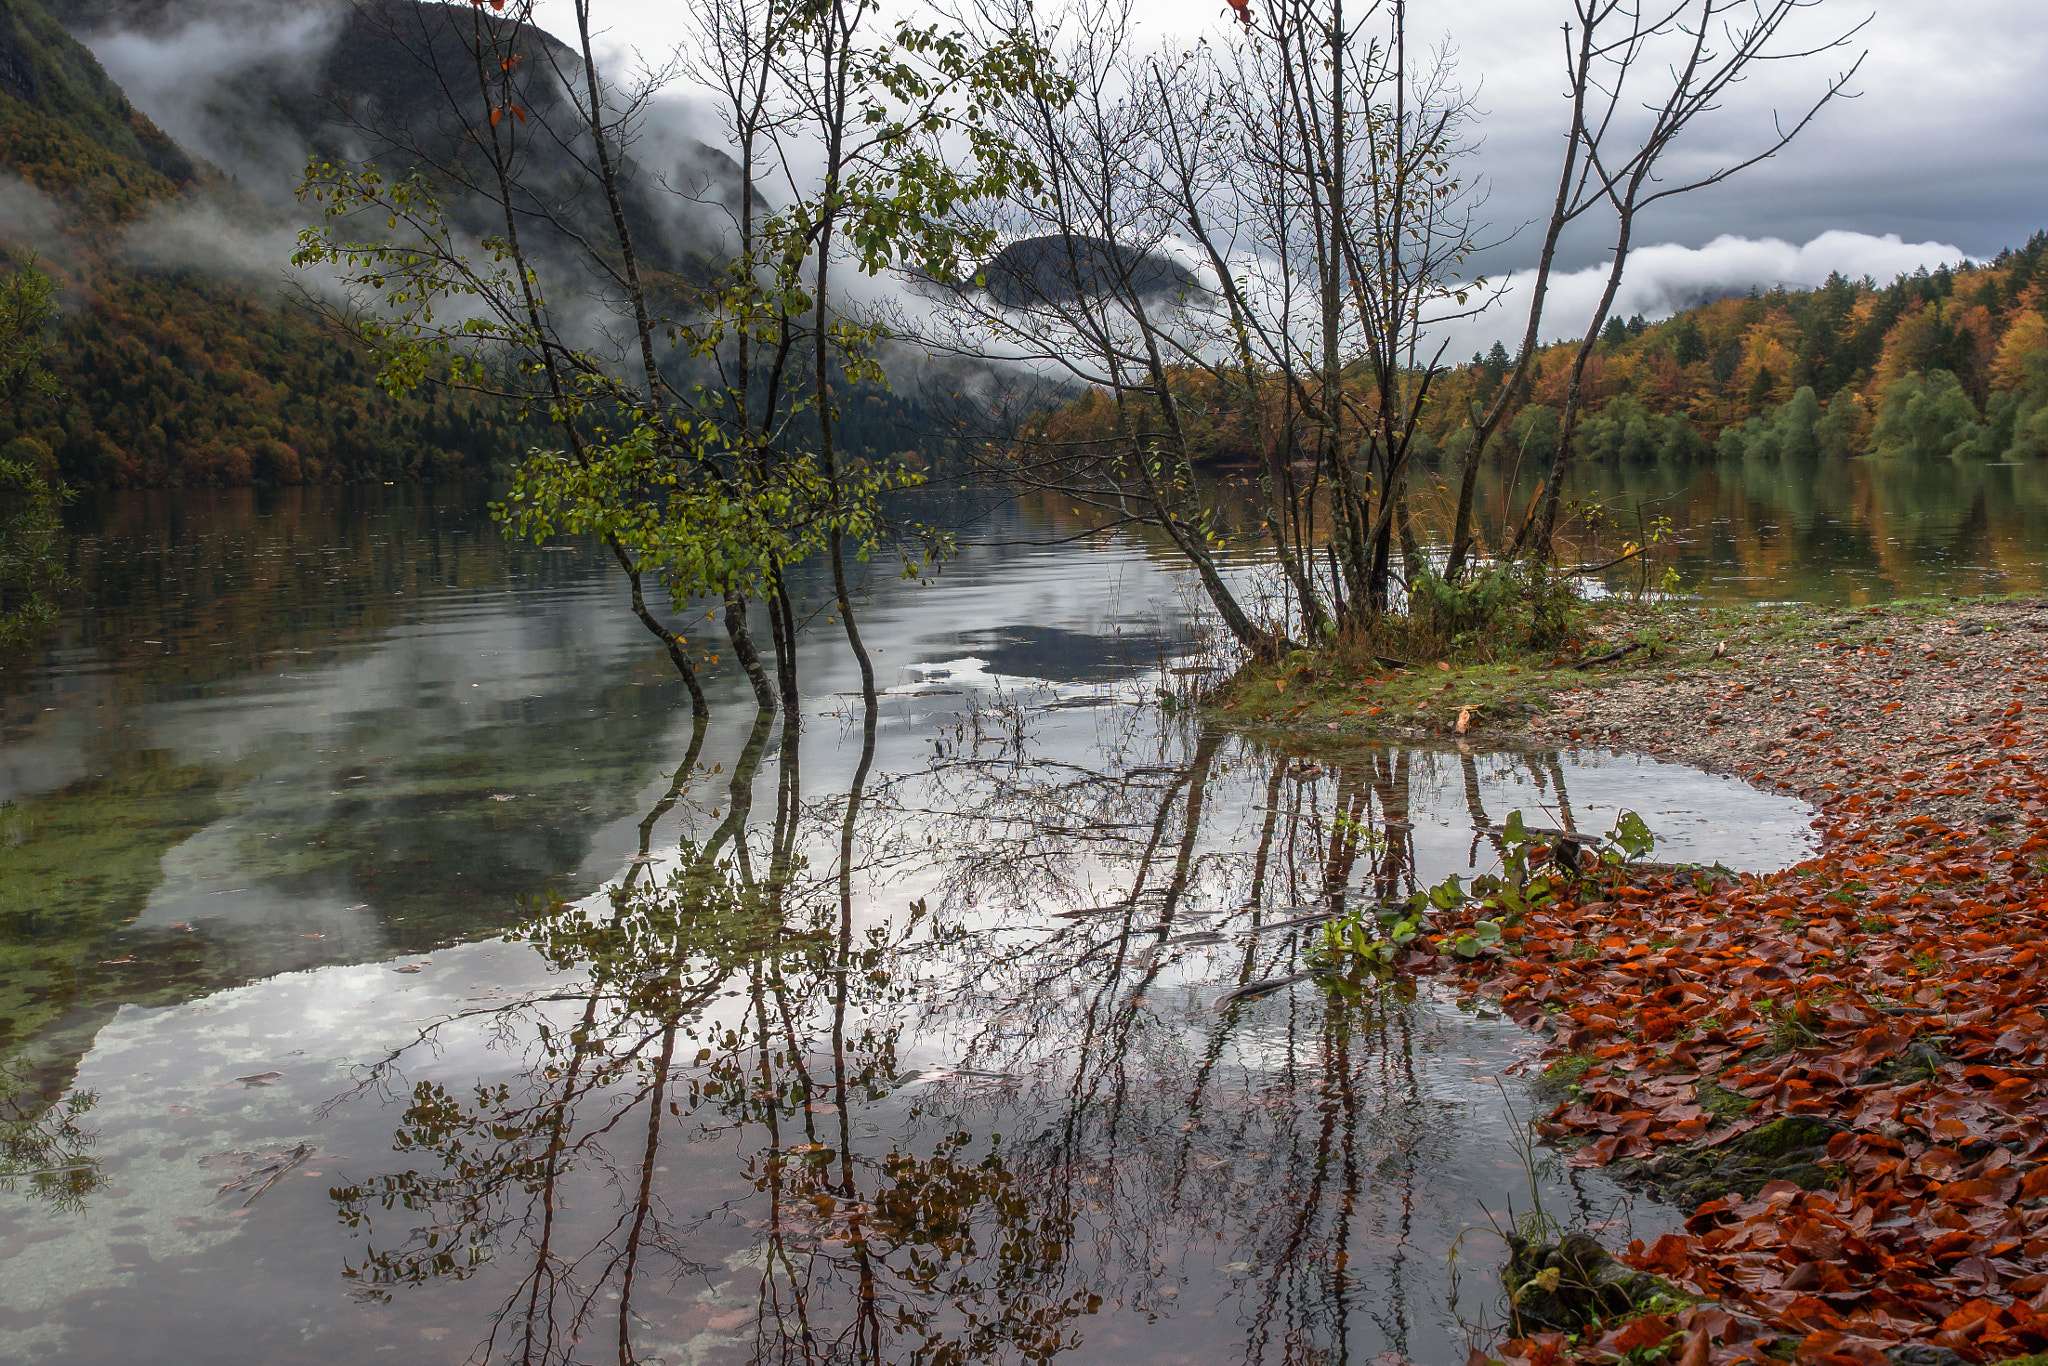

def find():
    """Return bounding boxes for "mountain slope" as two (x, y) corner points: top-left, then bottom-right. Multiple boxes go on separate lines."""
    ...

(0, 0), (570, 485)
(40, 0), (746, 279)
(0, 0), (195, 219)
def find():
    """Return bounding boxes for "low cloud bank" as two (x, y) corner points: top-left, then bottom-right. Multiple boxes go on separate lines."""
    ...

(88, 9), (345, 207)
(1445, 229), (1966, 359)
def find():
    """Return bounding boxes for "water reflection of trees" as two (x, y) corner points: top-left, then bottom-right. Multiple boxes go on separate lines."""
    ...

(328, 708), (1607, 1364)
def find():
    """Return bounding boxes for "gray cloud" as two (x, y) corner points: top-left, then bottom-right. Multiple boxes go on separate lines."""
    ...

(540, 0), (2036, 364)
(0, 172), (62, 250)
(1275, 0), (2046, 271)
(84, 7), (346, 207)
(559, 0), (2041, 265)
(111, 193), (339, 296)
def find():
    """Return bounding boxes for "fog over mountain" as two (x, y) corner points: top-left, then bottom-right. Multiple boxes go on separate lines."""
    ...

(43, 0), (748, 283)
(0, 0), (2021, 479)
(53, 0), (1995, 335)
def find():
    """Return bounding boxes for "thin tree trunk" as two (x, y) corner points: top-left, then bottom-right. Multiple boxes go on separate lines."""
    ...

(812, 2), (878, 710)
(725, 591), (776, 710)
(1517, 216), (1635, 565)
(1445, 17), (1595, 582)
(611, 542), (709, 718)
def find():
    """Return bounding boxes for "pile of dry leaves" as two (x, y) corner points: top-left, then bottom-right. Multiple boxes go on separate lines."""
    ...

(1433, 605), (2048, 1365)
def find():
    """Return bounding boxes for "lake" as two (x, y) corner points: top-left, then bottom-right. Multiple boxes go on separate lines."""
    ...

(0, 467), (1936, 1365)
(1494, 451), (2048, 603)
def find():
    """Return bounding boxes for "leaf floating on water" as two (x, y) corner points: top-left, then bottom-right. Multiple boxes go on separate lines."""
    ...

(393, 964), (424, 973)
(1052, 901), (1146, 919)
(893, 1066), (1019, 1089)
(1239, 911), (1336, 937)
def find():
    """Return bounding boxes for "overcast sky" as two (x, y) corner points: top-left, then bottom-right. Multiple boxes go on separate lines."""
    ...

(551, 0), (2048, 265)
(1359, 0), (2047, 268)
(67, 0), (2042, 355)
(540, 0), (2040, 348)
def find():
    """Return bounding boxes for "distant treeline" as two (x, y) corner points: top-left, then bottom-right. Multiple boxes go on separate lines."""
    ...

(1033, 231), (2048, 470)
(1, 266), (564, 486)
(1, 262), (962, 485)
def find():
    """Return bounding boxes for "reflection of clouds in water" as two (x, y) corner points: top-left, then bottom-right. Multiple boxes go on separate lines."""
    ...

(896, 654), (996, 690)
(3, 716), (1814, 1364)
(0, 705), (103, 806)
(0, 489), (1831, 1365)
(952, 623), (1177, 684)
(141, 583), (654, 770)
(1442, 748), (1815, 873)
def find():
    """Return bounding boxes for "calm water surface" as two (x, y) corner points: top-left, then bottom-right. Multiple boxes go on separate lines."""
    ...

(0, 485), (1823, 1365)
(1544, 453), (2048, 602)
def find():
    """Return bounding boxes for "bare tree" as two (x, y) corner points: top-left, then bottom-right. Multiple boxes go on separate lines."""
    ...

(917, 0), (1488, 648)
(909, 0), (1280, 652)
(1445, 0), (1864, 576)
(1178, 0), (1491, 621)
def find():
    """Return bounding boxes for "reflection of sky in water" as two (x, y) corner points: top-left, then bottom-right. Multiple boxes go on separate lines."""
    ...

(0, 488), (1814, 1366)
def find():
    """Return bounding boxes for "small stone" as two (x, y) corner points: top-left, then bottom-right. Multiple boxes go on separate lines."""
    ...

(1885, 1346), (1968, 1366)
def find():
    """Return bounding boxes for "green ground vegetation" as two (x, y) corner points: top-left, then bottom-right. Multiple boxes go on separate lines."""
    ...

(0, 758), (228, 1078)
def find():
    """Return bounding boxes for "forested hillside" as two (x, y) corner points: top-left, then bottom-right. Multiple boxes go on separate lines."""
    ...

(0, 0), (569, 486)
(0, 0), (969, 489)
(1033, 233), (2048, 473)
(0, 0), (529, 485)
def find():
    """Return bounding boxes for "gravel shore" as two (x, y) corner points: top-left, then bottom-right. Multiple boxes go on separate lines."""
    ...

(1521, 598), (2048, 838)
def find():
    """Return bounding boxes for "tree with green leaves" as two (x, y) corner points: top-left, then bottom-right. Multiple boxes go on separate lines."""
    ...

(294, 0), (1054, 716)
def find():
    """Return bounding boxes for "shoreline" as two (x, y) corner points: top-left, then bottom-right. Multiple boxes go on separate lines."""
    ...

(1214, 595), (2048, 1363)
(1213, 593), (2047, 841)
(1518, 598), (2047, 841)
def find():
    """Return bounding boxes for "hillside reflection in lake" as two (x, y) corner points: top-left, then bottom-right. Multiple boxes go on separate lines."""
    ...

(0, 487), (1816, 1365)
(1476, 453), (2048, 603)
